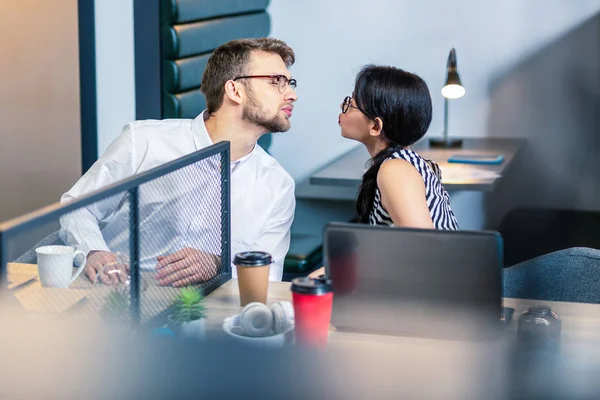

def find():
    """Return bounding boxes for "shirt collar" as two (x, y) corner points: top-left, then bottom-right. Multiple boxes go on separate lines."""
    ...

(191, 110), (214, 150)
(192, 109), (258, 169)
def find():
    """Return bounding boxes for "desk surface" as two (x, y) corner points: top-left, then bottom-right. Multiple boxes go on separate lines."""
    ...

(309, 138), (525, 192)
(3, 263), (182, 324)
(5, 277), (600, 398)
(6, 264), (600, 357)
(205, 280), (600, 351)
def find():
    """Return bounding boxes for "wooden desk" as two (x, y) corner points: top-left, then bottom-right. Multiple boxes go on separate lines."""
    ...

(3, 263), (181, 324)
(6, 264), (600, 360)
(204, 280), (600, 354)
(4, 272), (600, 399)
(304, 138), (525, 196)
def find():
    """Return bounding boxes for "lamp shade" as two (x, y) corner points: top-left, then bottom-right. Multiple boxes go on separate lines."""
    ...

(441, 48), (465, 99)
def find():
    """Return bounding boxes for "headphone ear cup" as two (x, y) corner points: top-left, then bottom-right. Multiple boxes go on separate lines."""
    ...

(238, 302), (274, 337)
(271, 301), (294, 334)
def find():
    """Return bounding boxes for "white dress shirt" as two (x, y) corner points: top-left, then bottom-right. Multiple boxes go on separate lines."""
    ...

(59, 111), (295, 281)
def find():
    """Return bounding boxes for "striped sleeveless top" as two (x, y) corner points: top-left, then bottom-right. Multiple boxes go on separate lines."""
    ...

(369, 148), (459, 230)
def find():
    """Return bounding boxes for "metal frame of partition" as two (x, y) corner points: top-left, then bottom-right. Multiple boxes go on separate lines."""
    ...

(0, 141), (231, 326)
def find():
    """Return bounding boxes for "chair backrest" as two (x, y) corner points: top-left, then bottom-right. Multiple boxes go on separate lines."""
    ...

(160, 0), (273, 152)
(13, 231), (61, 264)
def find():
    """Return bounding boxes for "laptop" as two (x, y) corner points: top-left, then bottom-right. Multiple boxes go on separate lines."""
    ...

(323, 223), (504, 341)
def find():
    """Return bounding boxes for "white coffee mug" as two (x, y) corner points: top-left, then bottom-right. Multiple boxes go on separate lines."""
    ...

(35, 245), (87, 288)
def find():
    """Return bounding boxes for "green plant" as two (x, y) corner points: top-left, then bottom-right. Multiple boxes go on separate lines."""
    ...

(169, 286), (206, 325)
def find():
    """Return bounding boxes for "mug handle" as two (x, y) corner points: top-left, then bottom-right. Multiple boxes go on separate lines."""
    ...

(70, 250), (87, 284)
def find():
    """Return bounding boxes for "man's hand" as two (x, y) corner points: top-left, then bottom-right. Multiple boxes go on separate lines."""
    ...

(85, 251), (129, 285)
(154, 247), (220, 287)
(308, 266), (325, 279)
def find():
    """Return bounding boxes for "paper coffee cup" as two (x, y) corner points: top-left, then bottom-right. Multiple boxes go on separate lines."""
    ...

(291, 277), (333, 347)
(234, 251), (273, 306)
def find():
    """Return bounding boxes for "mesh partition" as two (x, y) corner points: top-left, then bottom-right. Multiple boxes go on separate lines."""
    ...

(136, 151), (229, 325)
(0, 142), (230, 329)
(1, 191), (133, 325)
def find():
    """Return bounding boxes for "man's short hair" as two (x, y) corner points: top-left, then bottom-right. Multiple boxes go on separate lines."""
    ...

(200, 38), (295, 113)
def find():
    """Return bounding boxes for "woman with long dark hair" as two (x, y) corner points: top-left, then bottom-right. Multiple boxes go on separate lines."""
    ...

(342, 65), (458, 229)
(309, 65), (457, 278)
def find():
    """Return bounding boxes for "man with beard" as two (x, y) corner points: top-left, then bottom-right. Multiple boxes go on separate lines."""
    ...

(59, 38), (298, 286)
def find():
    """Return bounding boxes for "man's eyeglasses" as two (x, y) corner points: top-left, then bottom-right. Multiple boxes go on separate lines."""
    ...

(233, 75), (297, 93)
(342, 96), (360, 114)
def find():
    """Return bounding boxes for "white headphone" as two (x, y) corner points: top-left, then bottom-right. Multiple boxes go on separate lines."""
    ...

(271, 300), (294, 334)
(233, 301), (294, 337)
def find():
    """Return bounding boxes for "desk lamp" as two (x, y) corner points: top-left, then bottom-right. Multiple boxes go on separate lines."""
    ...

(429, 48), (465, 148)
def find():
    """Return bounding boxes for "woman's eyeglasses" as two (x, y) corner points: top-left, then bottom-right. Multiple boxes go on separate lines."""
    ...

(342, 96), (360, 114)
(233, 75), (297, 94)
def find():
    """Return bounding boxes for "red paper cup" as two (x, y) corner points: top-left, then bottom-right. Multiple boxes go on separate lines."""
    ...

(291, 277), (333, 347)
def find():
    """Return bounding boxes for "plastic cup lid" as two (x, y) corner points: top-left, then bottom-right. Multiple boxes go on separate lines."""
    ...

(291, 276), (333, 295)
(233, 251), (273, 267)
(529, 305), (552, 315)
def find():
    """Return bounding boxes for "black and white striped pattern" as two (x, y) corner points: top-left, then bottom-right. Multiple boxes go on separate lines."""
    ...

(369, 149), (459, 230)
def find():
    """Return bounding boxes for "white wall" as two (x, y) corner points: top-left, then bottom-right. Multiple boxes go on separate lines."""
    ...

(95, 0), (136, 155)
(267, 0), (600, 181)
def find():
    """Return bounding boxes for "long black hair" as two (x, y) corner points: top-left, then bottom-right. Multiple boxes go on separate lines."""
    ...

(354, 65), (433, 223)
